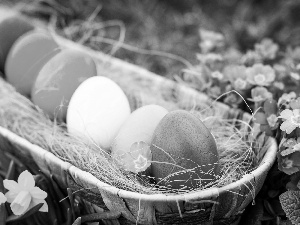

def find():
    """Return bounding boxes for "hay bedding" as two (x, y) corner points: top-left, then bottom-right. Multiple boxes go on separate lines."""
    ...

(0, 70), (257, 195)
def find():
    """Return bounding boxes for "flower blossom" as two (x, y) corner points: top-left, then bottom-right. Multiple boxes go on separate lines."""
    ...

(199, 29), (224, 53)
(0, 192), (7, 205)
(3, 170), (48, 215)
(253, 99), (278, 136)
(267, 114), (278, 127)
(278, 138), (300, 175)
(223, 65), (249, 90)
(291, 72), (300, 80)
(279, 109), (300, 134)
(112, 141), (152, 173)
(281, 138), (300, 156)
(249, 86), (273, 103)
(241, 50), (262, 66)
(246, 64), (276, 86)
(211, 71), (224, 80)
(278, 92), (296, 106)
(280, 155), (300, 175)
(254, 38), (279, 60)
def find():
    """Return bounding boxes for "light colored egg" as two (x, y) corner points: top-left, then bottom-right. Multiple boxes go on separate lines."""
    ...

(31, 48), (97, 122)
(111, 104), (168, 173)
(5, 30), (60, 96)
(67, 76), (131, 151)
(0, 7), (34, 72)
(151, 110), (220, 191)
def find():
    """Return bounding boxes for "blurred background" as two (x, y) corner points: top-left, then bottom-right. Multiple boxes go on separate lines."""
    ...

(3, 0), (300, 78)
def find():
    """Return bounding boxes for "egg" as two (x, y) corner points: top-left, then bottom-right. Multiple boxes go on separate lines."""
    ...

(31, 49), (97, 122)
(67, 76), (131, 150)
(0, 7), (34, 72)
(111, 104), (168, 173)
(150, 110), (220, 191)
(5, 30), (60, 96)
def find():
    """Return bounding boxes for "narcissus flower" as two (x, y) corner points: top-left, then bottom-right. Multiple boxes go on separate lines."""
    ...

(247, 63), (275, 86)
(0, 192), (7, 205)
(3, 170), (48, 215)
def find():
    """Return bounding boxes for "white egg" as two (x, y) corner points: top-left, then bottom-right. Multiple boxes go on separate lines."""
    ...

(67, 76), (131, 151)
(111, 105), (168, 173)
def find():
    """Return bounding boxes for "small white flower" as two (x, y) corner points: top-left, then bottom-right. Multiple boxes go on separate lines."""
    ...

(278, 92), (297, 105)
(247, 64), (275, 86)
(291, 72), (300, 80)
(0, 192), (7, 205)
(234, 79), (247, 90)
(4, 170), (48, 215)
(267, 114), (278, 127)
(273, 81), (285, 90)
(279, 109), (300, 134)
(211, 71), (224, 80)
(112, 141), (152, 173)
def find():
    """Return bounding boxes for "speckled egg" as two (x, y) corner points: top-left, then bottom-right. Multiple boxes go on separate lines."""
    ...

(0, 7), (34, 72)
(5, 30), (60, 96)
(151, 110), (220, 191)
(67, 76), (131, 151)
(31, 49), (97, 122)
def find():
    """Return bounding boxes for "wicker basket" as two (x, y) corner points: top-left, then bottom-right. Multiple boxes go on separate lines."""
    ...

(0, 21), (277, 225)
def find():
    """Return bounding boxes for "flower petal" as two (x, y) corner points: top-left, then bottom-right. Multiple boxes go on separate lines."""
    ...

(18, 170), (35, 191)
(5, 190), (19, 203)
(30, 187), (47, 200)
(281, 120), (298, 134)
(279, 109), (294, 120)
(0, 192), (7, 204)
(31, 198), (48, 213)
(3, 180), (20, 192)
(10, 191), (31, 215)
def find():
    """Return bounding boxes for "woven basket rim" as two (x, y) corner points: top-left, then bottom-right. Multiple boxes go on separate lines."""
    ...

(0, 125), (277, 202)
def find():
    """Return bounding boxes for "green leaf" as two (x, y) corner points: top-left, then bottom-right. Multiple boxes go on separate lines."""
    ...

(67, 188), (75, 222)
(239, 198), (264, 225)
(279, 190), (300, 225)
(264, 99), (278, 115)
(253, 112), (268, 124)
(5, 160), (15, 180)
(6, 203), (44, 224)
(0, 203), (7, 225)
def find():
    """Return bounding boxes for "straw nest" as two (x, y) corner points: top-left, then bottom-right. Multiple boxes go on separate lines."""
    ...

(0, 74), (258, 195)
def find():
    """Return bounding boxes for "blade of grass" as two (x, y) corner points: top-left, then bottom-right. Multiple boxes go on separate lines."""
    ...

(67, 188), (75, 222)
(5, 160), (15, 180)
